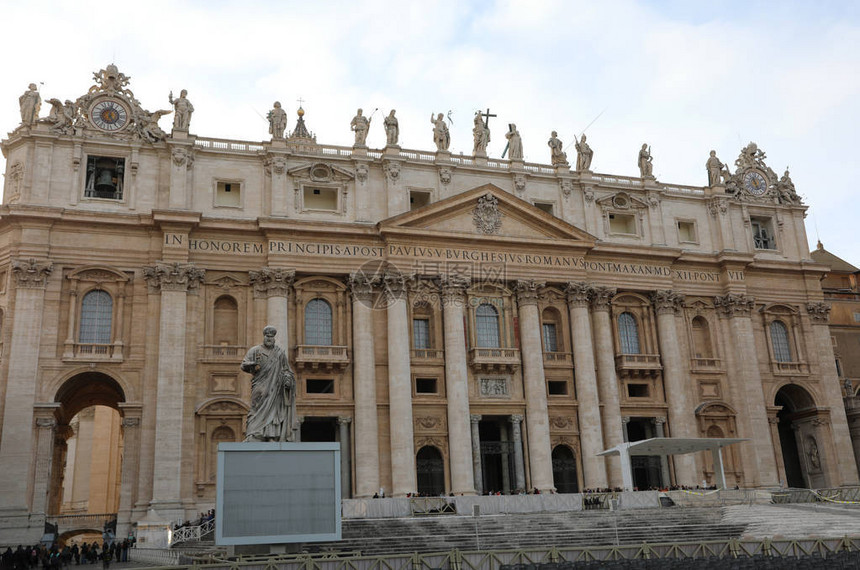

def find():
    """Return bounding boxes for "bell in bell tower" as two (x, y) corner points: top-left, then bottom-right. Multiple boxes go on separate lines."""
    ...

(84, 156), (125, 200)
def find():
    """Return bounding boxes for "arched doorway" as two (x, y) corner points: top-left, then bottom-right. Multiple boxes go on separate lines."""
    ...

(774, 384), (821, 488)
(50, 372), (127, 519)
(416, 446), (444, 496)
(551, 445), (579, 493)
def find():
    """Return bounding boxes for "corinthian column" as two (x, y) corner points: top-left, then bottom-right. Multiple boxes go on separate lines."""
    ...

(249, 267), (295, 352)
(440, 276), (476, 494)
(714, 293), (778, 486)
(143, 262), (204, 517)
(0, 258), (53, 514)
(806, 302), (860, 485)
(348, 273), (380, 497)
(384, 268), (416, 495)
(652, 290), (696, 485)
(590, 286), (624, 486)
(564, 282), (607, 489)
(515, 280), (554, 492)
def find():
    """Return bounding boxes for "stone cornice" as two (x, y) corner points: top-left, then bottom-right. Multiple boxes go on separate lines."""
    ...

(12, 258), (53, 289)
(714, 293), (755, 317)
(143, 262), (205, 293)
(249, 267), (295, 298)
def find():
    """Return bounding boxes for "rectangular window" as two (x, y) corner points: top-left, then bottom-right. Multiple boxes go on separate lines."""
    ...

(215, 181), (241, 207)
(306, 379), (335, 394)
(677, 220), (697, 243)
(547, 380), (568, 396)
(542, 323), (558, 352)
(413, 318), (430, 349)
(627, 383), (649, 398)
(85, 156), (124, 200)
(751, 218), (776, 250)
(534, 202), (554, 216)
(410, 191), (431, 210)
(609, 213), (636, 235)
(415, 377), (438, 394)
(303, 187), (338, 211)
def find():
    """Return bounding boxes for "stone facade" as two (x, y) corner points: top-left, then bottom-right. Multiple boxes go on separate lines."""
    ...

(0, 65), (856, 543)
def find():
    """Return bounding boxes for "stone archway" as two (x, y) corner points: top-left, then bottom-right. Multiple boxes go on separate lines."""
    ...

(774, 384), (822, 488)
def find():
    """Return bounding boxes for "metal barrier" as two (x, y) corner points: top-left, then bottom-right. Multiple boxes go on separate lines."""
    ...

(771, 486), (860, 505)
(170, 518), (215, 546)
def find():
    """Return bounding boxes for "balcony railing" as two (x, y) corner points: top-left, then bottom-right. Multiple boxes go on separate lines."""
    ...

(772, 361), (809, 375)
(543, 352), (573, 367)
(469, 347), (521, 372)
(200, 344), (246, 361)
(691, 357), (723, 373)
(295, 345), (350, 370)
(615, 353), (662, 377)
(64, 343), (122, 361)
(411, 348), (445, 365)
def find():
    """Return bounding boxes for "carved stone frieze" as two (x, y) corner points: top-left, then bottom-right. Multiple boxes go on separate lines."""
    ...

(480, 377), (509, 398)
(550, 416), (572, 429)
(590, 286), (617, 312)
(12, 258), (53, 289)
(652, 290), (685, 315)
(714, 293), (755, 317)
(473, 193), (503, 235)
(8, 161), (23, 202)
(515, 279), (545, 306)
(415, 415), (445, 431)
(564, 281), (591, 307)
(143, 262), (204, 293)
(806, 301), (831, 324)
(248, 267), (295, 298)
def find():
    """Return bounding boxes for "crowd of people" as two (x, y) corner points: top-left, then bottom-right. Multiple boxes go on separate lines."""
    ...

(171, 509), (214, 532)
(0, 540), (133, 570)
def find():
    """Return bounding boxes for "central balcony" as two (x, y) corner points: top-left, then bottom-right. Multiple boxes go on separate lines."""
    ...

(410, 348), (445, 366)
(691, 357), (724, 373)
(200, 344), (246, 363)
(63, 342), (123, 362)
(543, 352), (573, 368)
(469, 347), (521, 373)
(615, 353), (662, 377)
(294, 345), (350, 371)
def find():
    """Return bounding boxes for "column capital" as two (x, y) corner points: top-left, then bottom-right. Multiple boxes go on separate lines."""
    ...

(621, 416), (631, 425)
(382, 268), (409, 302)
(12, 258), (53, 289)
(515, 280), (545, 306)
(143, 262), (205, 293)
(348, 271), (377, 303)
(653, 416), (667, 426)
(714, 293), (755, 317)
(806, 301), (831, 324)
(509, 414), (524, 423)
(590, 286), (617, 312)
(249, 267), (295, 299)
(35, 417), (57, 429)
(337, 416), (353, 426)
(652, 290), (685, 315)
(564, 281), (592, 307)
(440, 274), (471, 306)
(470, 414), (482, 424)
(121, 417), (141, 428)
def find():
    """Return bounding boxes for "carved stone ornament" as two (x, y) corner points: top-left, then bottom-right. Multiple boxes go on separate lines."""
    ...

(513, 173), (527, 194)
(440, 274), (471, 306)
(249, 267), (295, 298)
(565, 282), (592, 307)
(12, 258), (53, 289)
(348, 271), (376, 302)
(806, 301), (831, 324)
(714, 293), (755, 317)
(551, 416), (572, 429)
(415, 416), (441, 430)
(473, 193), (503, 235)
(708, 197), (728, 217)
(382, 268), (408, 302)
(8, 161), (24, 202)
(355, 163), (368, 184)
(480, 377), (509, 398)
(560, 179), (573, 197)
(439, 167), (452, 185)
(171, 147), (192, 168)
(383, 161), (401, 182)
(143, 262), (205, 293)
(36, 417), (57, 428)
(264, 155), (287, 177)
(121, 417), (141, 428)
(652, 290), (685, 315)
(515, 280), (545, 306)
(590, 286), (617, 311)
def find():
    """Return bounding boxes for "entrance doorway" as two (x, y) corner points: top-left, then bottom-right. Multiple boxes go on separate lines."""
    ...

(300, 417), (337, 442)
(775, 384), (819, 488)
(626, 418), (664, 490)
(551, 445), (579, 493)
(416, 446), (445, 496)
(479, 418), (516, 494)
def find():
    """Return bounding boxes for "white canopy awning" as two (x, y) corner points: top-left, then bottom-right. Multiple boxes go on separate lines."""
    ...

(598, 437), (749, 490)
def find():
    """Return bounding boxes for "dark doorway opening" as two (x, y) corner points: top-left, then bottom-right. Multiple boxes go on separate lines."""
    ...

(626, 417), (664, 490)
(301, 417), (337, 442)
(552, 445), (579, 493)
(479, 418), (516, 494)
(416, 446), (445, 496)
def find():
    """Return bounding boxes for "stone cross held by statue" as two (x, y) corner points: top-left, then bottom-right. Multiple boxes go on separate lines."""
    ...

(481, 108), (496, 129)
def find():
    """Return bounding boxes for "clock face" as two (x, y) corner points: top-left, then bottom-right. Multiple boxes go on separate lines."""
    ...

(90, 99), (129, 132)
(743, 171), (768, 196)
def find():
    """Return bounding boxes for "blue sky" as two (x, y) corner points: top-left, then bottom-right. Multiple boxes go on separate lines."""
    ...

(2, 0), (858, 264)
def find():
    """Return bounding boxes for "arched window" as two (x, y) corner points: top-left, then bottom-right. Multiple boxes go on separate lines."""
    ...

(618, 312), (640, 354)
(691, 316), (713, 359)
(305, 299), (333, 345)
(213, 296), (238, 345)
(541, 307), (560, 353)
(79, 290), (112, 344)
(770, 320), (792, 362)
(476, 304), (501, 348)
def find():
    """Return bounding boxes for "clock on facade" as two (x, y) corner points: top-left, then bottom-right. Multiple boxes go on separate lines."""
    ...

(89, 98), (129, 132)
(743, 171), (768, 196)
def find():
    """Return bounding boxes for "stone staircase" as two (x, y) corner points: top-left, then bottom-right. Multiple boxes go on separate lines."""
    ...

(307, 507), (747, 556)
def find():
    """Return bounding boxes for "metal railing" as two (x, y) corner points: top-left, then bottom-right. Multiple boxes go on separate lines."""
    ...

(771, 486), (860, 504)
(409, 497), (457, 516)
(170, 518), (215, 546)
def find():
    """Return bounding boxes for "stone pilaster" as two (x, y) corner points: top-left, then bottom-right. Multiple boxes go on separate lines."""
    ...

(31, 406), (60, 515)
(652, 290), (696, 485)
(564, 282), (607, 489)
(714, 293), (778, 486)
(48, 423), (73, 516)
(515, 280), (554, 492)
(143, 262), (204, 518)
(249, 267), (295, 351)
(805, 302), (860, 485)
(383, 268), (416, 495)
(348, 273), (380, 497)
(440, 275), (476, 495)
(590, 286), (623, 486)
(338, 417), (353, 499)
(653, 417), (672, 486)
(509, 414), (526, 492)
(117, 405), (142, 536)
(0, 258), (52, 514)
(470, 415), (483, 495)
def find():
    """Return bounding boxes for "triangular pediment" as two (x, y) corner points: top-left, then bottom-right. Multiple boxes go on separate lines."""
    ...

(379, 184), (596, 246)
